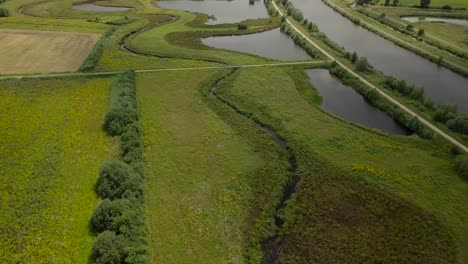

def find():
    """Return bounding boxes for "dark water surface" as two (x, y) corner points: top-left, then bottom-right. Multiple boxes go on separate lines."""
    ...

(73, 3), (131, 12)
(202, 28), (311, 61)
(157, 0), (269, 25)
(306, 69), (410, 135)
(292, 0), (468, 113)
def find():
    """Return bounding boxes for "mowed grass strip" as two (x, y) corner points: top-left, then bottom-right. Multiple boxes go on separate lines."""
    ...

(0, 77), (111, 263)
(139, 70), (264, 263)
(0, 29), (99, 75)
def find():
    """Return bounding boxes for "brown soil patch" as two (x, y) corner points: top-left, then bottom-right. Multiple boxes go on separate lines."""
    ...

(0, 29), (100, 75)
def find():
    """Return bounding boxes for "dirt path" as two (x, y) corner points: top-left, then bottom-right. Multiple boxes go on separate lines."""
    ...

(272, 1), (468, 153)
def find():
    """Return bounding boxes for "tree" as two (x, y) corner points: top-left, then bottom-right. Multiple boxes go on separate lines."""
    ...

(455, 155), (468, 181)
(418, 29), (425, 36)
(91, 231), (128, 264)
(90, 199), (132, 233)
(384, 0), (390, 6)
(392, 0), (399, 6)
(420, 0), (430, 8)
(355, 57), (369, 72)
(350, 52), (358, 63)
(96, 160), (143, 200)
(0, 8), (9, 17)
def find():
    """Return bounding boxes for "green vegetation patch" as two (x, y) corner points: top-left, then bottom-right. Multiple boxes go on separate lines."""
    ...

(0, 77), (111, 262)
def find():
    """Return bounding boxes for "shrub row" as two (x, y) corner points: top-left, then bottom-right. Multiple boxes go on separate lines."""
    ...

(264, 0), (278, 16)
(90, 70), (148, 264)
(280, 22), (321, 58)
(383, 77), (468, 135)
(357, 8), (468, 60)
(329, 62), (434, 139)
(79, 27), (115, 72)
(0, 7), (8, 17)
(104, 70), (138, 136)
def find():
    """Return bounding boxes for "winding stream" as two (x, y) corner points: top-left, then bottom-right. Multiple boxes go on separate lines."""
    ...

(208, 70), (298, 263)
(292, 0), (468, 113)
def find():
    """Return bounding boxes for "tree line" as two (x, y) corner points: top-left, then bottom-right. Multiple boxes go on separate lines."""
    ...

(90, 70), (148, 264)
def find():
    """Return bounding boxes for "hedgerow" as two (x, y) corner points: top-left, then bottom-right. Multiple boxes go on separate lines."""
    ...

(103, 70), (138, 136)
(280, 23), (321, 58)
(90, 70), (148, 264)
(79, 27), (115, 72)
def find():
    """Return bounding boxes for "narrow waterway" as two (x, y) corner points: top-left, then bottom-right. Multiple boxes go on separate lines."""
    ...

(73, 3), (131, 12)
(202, 28), (311, 61)
(292, 0), (468, 113)
(306, 69), (410, 135)
(402, 16), (468, 27)
(157, 0), (269, 24)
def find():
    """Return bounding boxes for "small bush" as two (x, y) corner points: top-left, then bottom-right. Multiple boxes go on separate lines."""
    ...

(0, 7), (9, 17)
(90, 199), (143, 233)
(355, 57), (369, 72)
(455, 155), (468, 180)
(91, 231), (128, 264)
(96, 160), (143, 200)
(237, 24), (248, 30)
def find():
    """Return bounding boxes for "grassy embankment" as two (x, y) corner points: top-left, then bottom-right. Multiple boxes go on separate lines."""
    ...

(368, 6), (468, 49)
(325, 0), (468, 75)
(378, 0), (468, 8)
(0, 77), (113, 262)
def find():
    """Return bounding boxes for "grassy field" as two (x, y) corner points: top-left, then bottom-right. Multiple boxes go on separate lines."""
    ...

(217, 66), (467, 263)
(0, 0), (466, 263)
(139, 70), (267, 262)
(0, 77), (113, 262)
(378, 0), (468, 8)
(0, 29), (99, 74)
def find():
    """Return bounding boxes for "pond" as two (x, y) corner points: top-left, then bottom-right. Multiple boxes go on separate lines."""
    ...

(202, 28), (311, 61)
(306, 69), (410, 135)
(157, 0), (269, 25)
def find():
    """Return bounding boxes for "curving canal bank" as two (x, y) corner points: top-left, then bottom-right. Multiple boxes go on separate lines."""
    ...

(292, 0), (468, 113)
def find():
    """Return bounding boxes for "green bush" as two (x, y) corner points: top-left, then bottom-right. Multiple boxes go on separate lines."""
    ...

(355, 57), (369, 72)
(91, 231), (128, 264)
(79, 27), (115, 72)
(0, 7), (9, 17)
(104, 70), (138, 136)
(237, 24), (248, 30)
(90, 199), (143, 234)
(96, 161), (143, 200)
(455, 155), (468, 180)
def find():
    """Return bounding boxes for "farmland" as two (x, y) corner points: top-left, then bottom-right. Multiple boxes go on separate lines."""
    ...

(0, 0), (467, 263)
(0, 29), (99, 74)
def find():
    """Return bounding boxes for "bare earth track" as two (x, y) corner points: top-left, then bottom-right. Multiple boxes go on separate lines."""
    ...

(0, 29), (99, 74)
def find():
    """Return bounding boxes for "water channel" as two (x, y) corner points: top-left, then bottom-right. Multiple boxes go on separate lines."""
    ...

(292, 0), (468, 113)
(157, 0), (411, 134)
